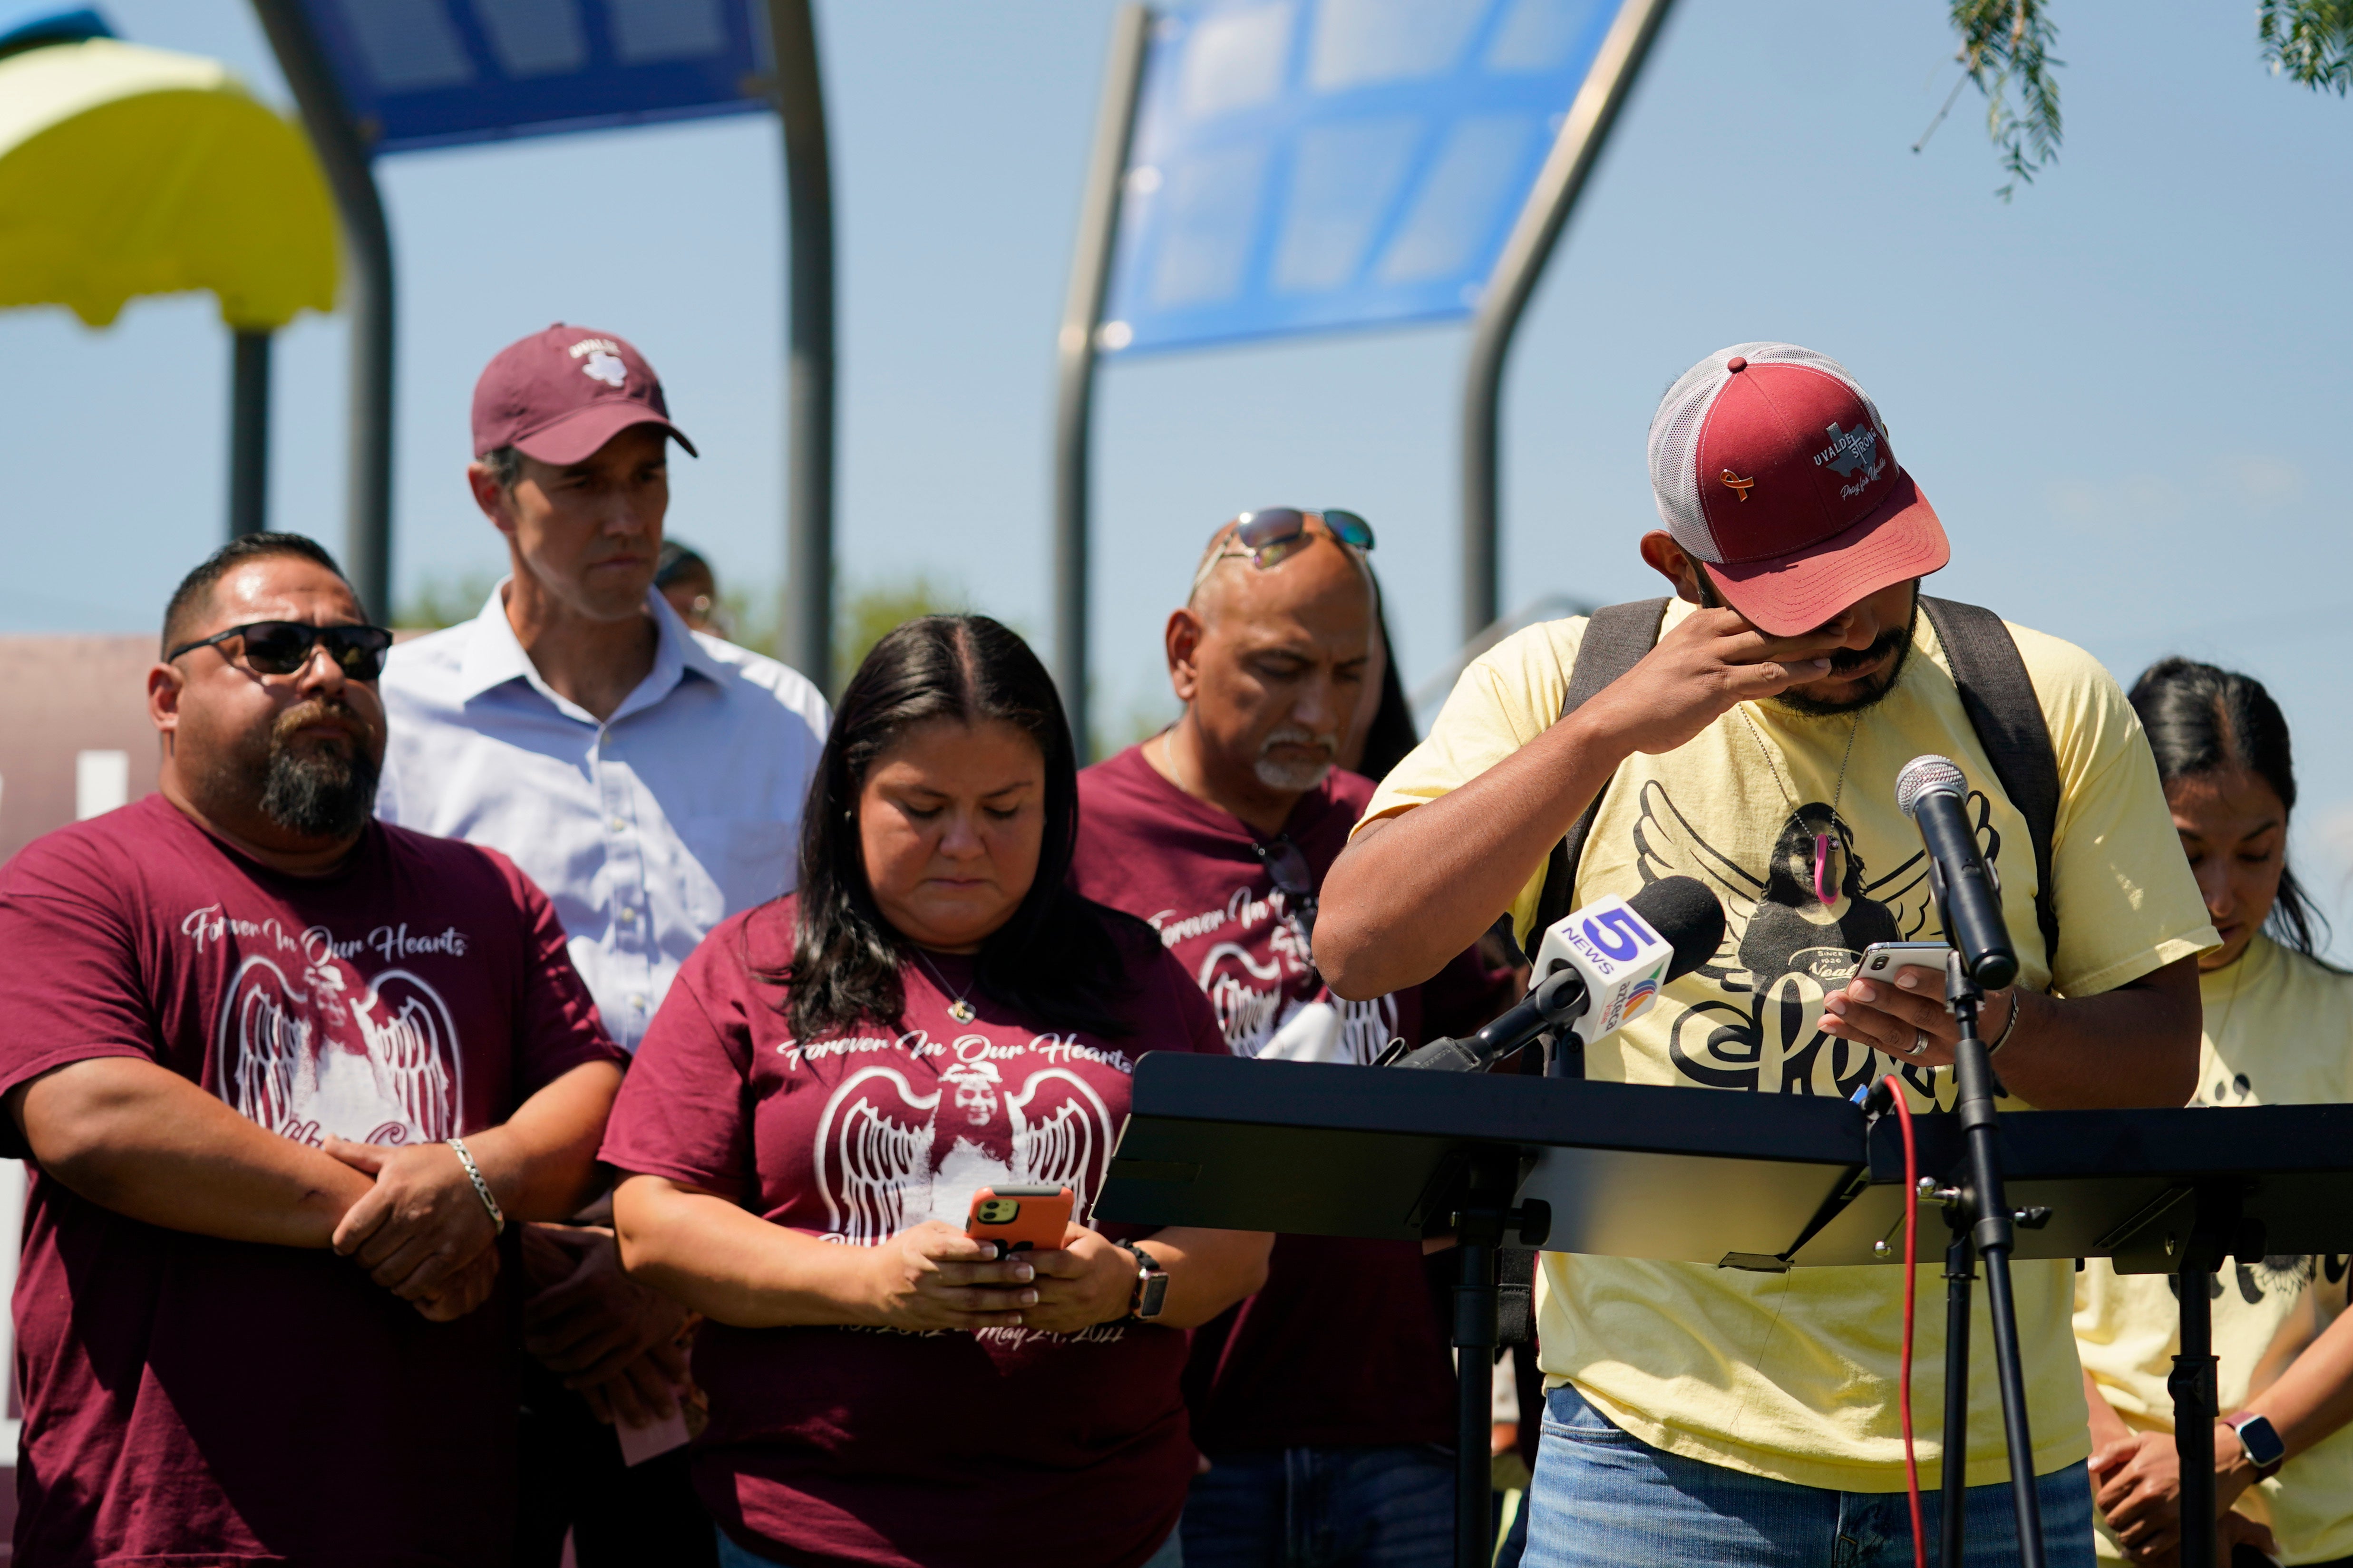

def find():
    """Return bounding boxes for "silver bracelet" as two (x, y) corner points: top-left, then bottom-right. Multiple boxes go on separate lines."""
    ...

(1986, 994), (2023, 1055)
(447, 1137), (506, 1236)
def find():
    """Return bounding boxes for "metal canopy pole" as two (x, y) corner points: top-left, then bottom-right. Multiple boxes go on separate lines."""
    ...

(227, 329), (272, 538)
(1052, 3), (1151, 760)
(249, 0), (394, 619)
(1458, 0), (1677, 644)
(765, 0), (835, 692)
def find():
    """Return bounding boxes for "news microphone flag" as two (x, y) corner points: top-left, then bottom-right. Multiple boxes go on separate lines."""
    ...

(1532, 891), (1683, 1045)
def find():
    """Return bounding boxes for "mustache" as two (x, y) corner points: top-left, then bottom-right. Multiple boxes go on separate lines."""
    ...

(1828, 629), (1906, 676)
(273, 697), (369, 744)
(1258, 725), (1338, 757)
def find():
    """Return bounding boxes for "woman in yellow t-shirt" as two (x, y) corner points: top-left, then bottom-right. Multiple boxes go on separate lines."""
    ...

(2077, 658), (2353, 1567)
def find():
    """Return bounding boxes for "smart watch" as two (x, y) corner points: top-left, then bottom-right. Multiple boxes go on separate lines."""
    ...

(2228, 1413), (2287, 1481)
(1120, 1241), (1169, 1322)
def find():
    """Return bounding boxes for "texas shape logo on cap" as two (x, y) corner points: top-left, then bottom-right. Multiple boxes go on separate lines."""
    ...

(1813, 422), (1886, 499)
(567, 336), (628, 388)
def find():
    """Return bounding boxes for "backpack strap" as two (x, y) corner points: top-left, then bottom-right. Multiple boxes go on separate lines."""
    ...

(1527, 599), (1671, 940)
(1916, 596), (2062, 974)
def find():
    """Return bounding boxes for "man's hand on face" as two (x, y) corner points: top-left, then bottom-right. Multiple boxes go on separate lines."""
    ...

(520, 1222), (694, 1427)
(326, 1137), (500, 1304)
(1577, 607), (1848, 758)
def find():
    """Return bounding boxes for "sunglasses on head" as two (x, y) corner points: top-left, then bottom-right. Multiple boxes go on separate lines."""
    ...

(1193, 508), (1376, 590)
(165, 620), (396, 681)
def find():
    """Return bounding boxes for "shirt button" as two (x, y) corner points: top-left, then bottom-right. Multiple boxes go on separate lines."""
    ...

(629, 993), (648, 1011)
(617, 907), (637, 926)
(608, 816), (627, 832)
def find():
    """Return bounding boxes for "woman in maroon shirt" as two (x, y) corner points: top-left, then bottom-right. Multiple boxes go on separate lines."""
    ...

(603, 616), (1271, 1568)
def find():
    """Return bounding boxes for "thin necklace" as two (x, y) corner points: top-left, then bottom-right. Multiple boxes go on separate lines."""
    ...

(1735, 704), (1862, 906)
(913, 947), (980, 1024)
(1155, 728), (1201, 803)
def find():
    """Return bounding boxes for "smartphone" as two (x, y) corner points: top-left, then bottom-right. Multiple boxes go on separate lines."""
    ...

(965, 1184), (1074, 1256)
(1857, 941), (1952, 982)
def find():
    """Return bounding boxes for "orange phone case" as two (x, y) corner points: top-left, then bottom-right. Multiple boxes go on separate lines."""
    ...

(966, 1184), (1074, 1255)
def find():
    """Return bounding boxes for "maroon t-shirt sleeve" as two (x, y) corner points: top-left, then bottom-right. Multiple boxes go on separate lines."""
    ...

(484, 848), (629, 1098)
(599, 921), (755, 1202)
(0, 834), (168, 1159)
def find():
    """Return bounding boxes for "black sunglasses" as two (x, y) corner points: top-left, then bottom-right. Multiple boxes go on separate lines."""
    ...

(1251, 834), (1319, 947)
(165, 620), (396, 680)
(1193, 508), (1376, 589)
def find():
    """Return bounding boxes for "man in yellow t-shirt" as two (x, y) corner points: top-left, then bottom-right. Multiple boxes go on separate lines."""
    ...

(1318, 342), (2217, 1567)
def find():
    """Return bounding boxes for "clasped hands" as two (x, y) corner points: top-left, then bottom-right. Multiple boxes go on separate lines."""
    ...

(320, 1138), (697, 1427)
(2090, 1424), (2281, 1565)
(860, 1220), (1141, 1335)
(323, 1135), (504, 1322)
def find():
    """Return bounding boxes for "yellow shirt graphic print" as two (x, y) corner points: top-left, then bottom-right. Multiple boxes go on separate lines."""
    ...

(1614, 767), (1957, 1101)
(1362, 597), (2217, 1493)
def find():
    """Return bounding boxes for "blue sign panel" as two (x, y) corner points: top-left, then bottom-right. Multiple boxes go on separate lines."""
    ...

(1101, 0), (1624, 356)
(296, 0), (770, 155)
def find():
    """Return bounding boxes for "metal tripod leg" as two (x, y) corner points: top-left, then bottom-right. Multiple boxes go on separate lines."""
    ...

(1941, 1225), (1974, 1568)
(1452, 1155), (1514, 1568)
(2172, 1186), (2236, 1568)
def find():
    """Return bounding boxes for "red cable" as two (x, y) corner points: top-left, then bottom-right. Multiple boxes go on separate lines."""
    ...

(1883, 1073), (1925, 1568)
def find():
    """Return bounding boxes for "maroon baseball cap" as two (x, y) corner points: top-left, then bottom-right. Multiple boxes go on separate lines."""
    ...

(1646, 342), (1946, 636)
(470, 323), (698, 465)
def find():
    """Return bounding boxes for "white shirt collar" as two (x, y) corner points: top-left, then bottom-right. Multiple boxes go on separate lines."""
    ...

(453, 577), (725, 721)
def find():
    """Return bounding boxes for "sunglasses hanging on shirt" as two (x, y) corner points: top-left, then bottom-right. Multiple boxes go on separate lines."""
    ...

(1251, 834), (1319, 952)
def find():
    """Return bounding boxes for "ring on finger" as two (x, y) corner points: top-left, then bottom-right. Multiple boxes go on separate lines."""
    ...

(1906, 1028), (1930, 1057)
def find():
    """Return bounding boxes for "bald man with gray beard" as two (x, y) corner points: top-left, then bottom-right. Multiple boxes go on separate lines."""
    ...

(1072, 510), (1515, 1568)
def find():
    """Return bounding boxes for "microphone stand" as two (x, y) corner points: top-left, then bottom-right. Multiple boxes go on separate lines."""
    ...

(1447, 1153), (1549, 1568)
(1935, 950), (2046, 1568)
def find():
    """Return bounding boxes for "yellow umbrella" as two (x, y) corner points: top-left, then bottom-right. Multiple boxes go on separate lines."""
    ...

(0, 36), (336, 329)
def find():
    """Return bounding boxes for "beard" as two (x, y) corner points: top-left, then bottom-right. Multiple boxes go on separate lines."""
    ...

(1253, 723), (1338, 792)
(1770, 599), (1920, 718)
(251, 699), (382, 838)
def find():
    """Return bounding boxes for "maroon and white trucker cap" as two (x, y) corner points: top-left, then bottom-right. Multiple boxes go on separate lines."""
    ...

(1647, 342), (1946, 636)
(471, 323), (698, 465)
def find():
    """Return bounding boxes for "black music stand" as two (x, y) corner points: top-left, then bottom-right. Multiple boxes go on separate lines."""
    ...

(1795, 1098), (2353, 1568)
(1099, 1054), (2353, 1568)
(1098, 1053), (1870, 1568)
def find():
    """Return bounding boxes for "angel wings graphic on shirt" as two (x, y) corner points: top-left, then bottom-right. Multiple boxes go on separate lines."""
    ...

(812, 1060), (1117, 1246)
(1622, 777), (2002, 1100)
(218, 957), (464, 1146)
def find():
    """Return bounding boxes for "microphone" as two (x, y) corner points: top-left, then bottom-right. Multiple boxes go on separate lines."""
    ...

(1894, 755), (2018, 989)
(1390, 876), (1725, 1072)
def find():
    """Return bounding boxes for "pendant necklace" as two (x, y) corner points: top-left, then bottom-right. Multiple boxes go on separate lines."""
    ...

(914, 948), (980, 1024)
(1735, 704), (1862, 906)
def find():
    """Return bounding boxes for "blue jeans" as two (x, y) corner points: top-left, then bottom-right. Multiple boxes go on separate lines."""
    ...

(715, 1523), (1184, 1568)
(1181, 1444), (1454, 1568)
(1527, 1384), (2095, 1568)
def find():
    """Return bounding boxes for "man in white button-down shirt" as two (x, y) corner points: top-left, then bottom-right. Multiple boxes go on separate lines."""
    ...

(379, 324), (828, 1568)
(380, 581), (826, 1051)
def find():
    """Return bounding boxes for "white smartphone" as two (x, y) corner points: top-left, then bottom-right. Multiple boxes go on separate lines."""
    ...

(1856, 941), (1951, 982)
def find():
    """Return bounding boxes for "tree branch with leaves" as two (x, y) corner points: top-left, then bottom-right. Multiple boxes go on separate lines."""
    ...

(1941, 0), (2352, 197)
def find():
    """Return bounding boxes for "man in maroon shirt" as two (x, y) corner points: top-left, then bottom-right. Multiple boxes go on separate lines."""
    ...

(0, 533), (627, 1566)
(1073, 512), (1514, 1568)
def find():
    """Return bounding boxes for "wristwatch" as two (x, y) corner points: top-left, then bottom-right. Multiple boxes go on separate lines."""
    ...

(2227, 1413), (2287, 1481)
(1119, 1241), (1169, 1322)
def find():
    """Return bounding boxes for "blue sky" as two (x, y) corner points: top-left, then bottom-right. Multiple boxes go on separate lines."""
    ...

(8, 0), (2351, 956)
